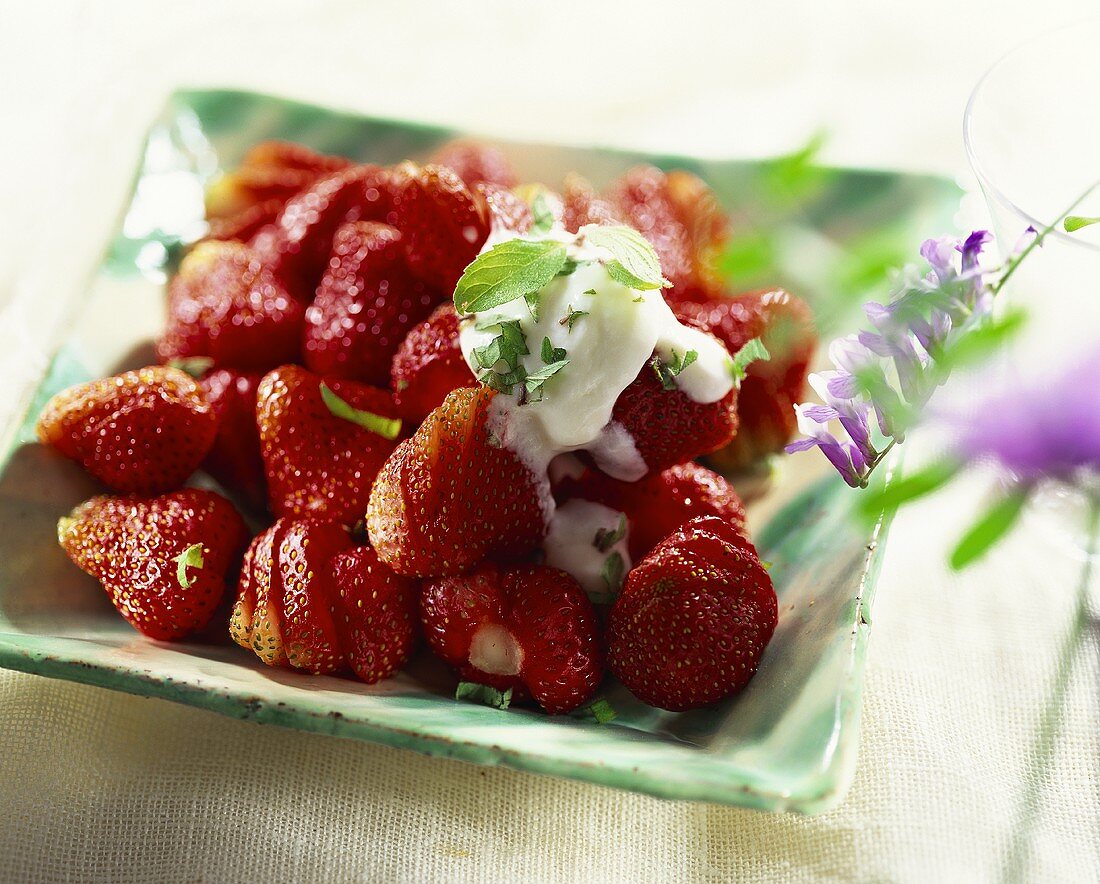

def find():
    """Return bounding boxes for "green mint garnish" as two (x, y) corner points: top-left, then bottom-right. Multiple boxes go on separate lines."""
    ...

(480, 364), (528, 396)
(541, 336), (567, 364)
(524, 291), (541, 321)
(651, 349), (698, 391)
(455, 681), (513, 710)
(578, 224), (670, 290)
(320, 383), (402, 439)
(472, 319), (528, 371)
(601, 551), (625, 593)
(524, 360), (569, 403)
(560, 305), (589, 332)
(1064, 215), (1100, 233)
(167, 356), (214, 379)
(593, 513), (627, 553)
(530, 193), (555, 235)
(556, 258), (584, 277)
(174, 543), (205, 589)
(728, 337), (771, 385)
(572, 698), (618, 724)
(454, 239), (568, 314)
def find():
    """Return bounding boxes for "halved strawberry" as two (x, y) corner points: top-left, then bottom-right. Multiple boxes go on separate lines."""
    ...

(230, 517), (418, 682)
(157, 240), (305, 372)
(37, 366), (217, 493)
(561, 173), (620, 232)
(429, 140), (517, 189)
(197, 368), (266, 510)
(389, 163), (489, 292)
(390, 302), (476, 422)
(303, 221), (441, 385)
(610, 351), (739, 474)
(256, 365), (402, 524)
(367, 386), (546, 577)
(59, 489), (247, 640)
(556, 461), (746, 559)
(674, 289), (815, 471)
(421, 561), (603, 713)
(608, 515), (776, 711)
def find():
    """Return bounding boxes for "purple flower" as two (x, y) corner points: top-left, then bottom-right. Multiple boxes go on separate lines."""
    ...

(786, 404), (868, 487)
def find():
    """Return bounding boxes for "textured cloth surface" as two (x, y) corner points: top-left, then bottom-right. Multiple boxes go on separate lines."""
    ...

(2, 1), (1099, 881)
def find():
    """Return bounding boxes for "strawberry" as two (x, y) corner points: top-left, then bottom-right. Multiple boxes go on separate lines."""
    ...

(429, 140), (517, 189)
(303, 221), (442, 385)
(256, 163), (398, 300)
(421, 561), (603, 713)
(674, 289), (815, 471)
(37, 366), (217, 493)
(473, 181), (533, 237)
(556, 461), (746, 559)
(157, 240), (305, 372)
(608, 515), (776, 711)
(389, 163), (489, 292)
(609, 350), (739, 474)
(390, 302), (476, 422)
(205, 196), (287, 244)
(561, 173), (620, 232)
(198, 368), (266, 509)
(367, 386), (546, 577)
(256, 365), (403, 524)
(58, 489), (247, 640)
(230, 517), (418, 682)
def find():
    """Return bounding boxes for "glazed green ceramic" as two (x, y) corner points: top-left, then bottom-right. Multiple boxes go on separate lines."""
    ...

(0, 90), (960, 813)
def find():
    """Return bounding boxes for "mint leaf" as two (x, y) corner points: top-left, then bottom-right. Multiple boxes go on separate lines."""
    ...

(167, 356), (214, 379)
(320, 383), (402, 439)
(480, 364), (527, 395)
(174, 543), (205, 589)
(559, 305), (589, 332)
(524, 291), (541, 321)
(524, 359), (569, 402)
(557, 258), (584, 277)
(1064, 215), (1100, 233)
(949, 489), (1028, 570)
(530, 193), (555, 235)
(728, 337), (771, 385)
(651, 349), (698, 390)
(473, 320), (528, 371)
(601, 551), (625, 593)
(593, 513), (627, 553)
(454, 239), (568, 314)
(455, 681), (513, 710)
(541, 336), (567, 364)
(578, 224), (669, 290)
(572, 698), (617, 724)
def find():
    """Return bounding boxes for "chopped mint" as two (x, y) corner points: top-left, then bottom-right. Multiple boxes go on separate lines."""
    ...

(583, 288), (598, 296)
(454, 239), (568, 314)
(541, 336), (567, 364)
(650, 349), (698, 391)
(556, 258), (584, 277)
(728, 337), (771, 385)
(560, 305), (589, 332)
(530, 193), (555, 235)
(593, 513), (627, 553)
(572, 698), (618, 724)
(167, 356), (214, 378)
(174, 543), (205, 589)
(524, 291), (541, 321)
(578, 224), (670, 290)
(455, 682), (513, 710)
(601, 551), (626, 593)
(480, 364), (528, 396)
(524, 359), (569, 403)
(474, 320), (529, 371)
(320, 383), (402, 439)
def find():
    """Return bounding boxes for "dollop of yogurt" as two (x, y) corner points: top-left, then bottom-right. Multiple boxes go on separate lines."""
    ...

(543, 499), (631, 603)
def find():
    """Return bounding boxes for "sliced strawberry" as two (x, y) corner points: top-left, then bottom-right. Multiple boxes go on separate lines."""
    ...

(257, 365), (402, 524)
(561, 173), (620, 232)
(610, 351), (739, 474)
(556, 461), (746, 558)
(608, 515), (776, 711)
(198, 368), (266, 509)
(429, 140), (517, 189)
(674, 289), (815, 470)
(390, 303), (476, 422)
(157, 240), (305, 372)
(232, 522), (287, 666)
(58, 489), (247, 640)
(389, 163), (489, 293)
(303, 221), (442, 385)
(421, 562), (603, 713)
(37, 365), (217, 493)
(367, 386), (546, 577)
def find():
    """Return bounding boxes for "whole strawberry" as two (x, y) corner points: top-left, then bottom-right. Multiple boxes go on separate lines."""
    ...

(389, 303), (476, 422)
(428, 139), (517, 188)
(257, 365), (403, 524)
(608, 515), (777, 711)
(157, 240), (305, 372)
(198, 368), (266, 510)
(367, 386), (546, 577)
(230, 517), (418, 682)
(674, 289), (815, 471)
(561, 173), (620, 232)
(58, 489), (247, 640)
(473, 181), (532, 237)
(421, 562), (603, 714)
(303, 221), (441, 385)
(37, 366), (217, 493)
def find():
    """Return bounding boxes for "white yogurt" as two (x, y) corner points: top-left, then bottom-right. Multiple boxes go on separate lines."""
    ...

(542, 499), (631, 603)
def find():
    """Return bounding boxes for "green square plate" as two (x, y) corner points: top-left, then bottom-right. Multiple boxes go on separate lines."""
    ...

(0, 90), (959, 813)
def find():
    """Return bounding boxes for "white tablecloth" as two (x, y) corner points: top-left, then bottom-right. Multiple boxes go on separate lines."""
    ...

(2, 2), (1097, 880)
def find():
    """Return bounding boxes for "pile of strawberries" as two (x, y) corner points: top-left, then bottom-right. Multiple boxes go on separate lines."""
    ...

(38, 139), (815, 715)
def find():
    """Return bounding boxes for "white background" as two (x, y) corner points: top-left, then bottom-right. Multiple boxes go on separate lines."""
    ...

(1, 2), (1098, 881)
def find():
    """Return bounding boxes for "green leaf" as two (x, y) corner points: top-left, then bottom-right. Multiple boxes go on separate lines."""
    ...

(938, 310), (1025, 372)
(523, 359), (569, 402)
(320, 383), (402, 439)
(454, 239), (568, 314)
(601, 551), (626, 593)
(728, 337), (771, 385)
(716, 230), (778, 286)
(651, 349), (699, 390)
(524, 291), (541, 321)
(559, 305), (589, 332)
(761, 130), (829, 201)
(556, 258), (584, 277)
(530, 193), (555, 235)
(572, 698), (617, 724)
(480, 364), (527, 395)
(455, 682), (513, 710)
(1063, 215), (1100, 233)
(473, 320), (529, 373)
(167, 356), (214, 379)
(541, 336), (567, 364)
(579, 224), (669, 290)
(949, 489), (1029, 570)
(857, 460), (958, 522)
(593, 513), (627, 553)
(174, 543), (205, 589)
